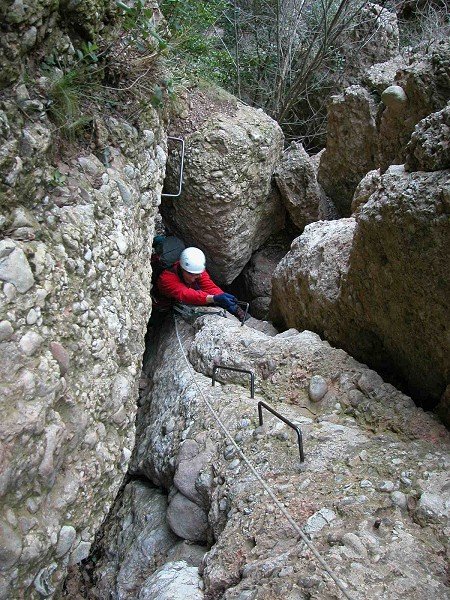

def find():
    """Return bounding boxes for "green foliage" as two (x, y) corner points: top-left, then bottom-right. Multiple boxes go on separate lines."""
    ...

(159, 0), (234, 84)
(116, 0), (168, 52)
(49, 169), (67, 186)
(44, 45), (99, 140)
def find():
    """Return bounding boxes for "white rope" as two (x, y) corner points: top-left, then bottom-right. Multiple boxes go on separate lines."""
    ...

(173, 314), (356, 600)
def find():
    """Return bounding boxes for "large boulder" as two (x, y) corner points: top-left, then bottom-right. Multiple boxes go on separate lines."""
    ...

(85, 482), (179, 600)
(274, 141), (338, 231)
(161, 88), (285, 285)
(272, 164), (450, 419)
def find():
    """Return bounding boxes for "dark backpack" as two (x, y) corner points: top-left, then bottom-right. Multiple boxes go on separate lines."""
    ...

(151, 235), (186, 286)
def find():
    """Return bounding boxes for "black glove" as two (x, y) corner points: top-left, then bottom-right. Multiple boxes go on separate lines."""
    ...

(213, 293), (238, 312)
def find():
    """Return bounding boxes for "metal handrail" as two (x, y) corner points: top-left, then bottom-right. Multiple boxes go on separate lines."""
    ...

(161, 136), (185, 198)
(236, 301), (249, 326)
(258, 400), (305, 462)
(212, 365), (255, 398)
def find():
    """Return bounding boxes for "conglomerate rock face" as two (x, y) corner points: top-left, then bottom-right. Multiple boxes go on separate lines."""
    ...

(405, 102), (450, 172)
(317, 86), (379, 216)
(99, 313), (450, 599)
(272, 163), (450, 419)
(0, 84), (166, 597)
(274, 141), (338, 232)
(162, 95), (285, 285)
(318, 41), (450, 215)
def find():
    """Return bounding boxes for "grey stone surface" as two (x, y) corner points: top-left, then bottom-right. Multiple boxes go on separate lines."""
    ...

(318, 42), (450, 213)
(131, 314), (450, 600)
(379, 42), (450, 170)
(272, 168), (450, 421)
(0, 242), (34, 292)
(139, 561), (203, 600)
(89, 481), (179, 600)
(167, 492), (208, 543)
(405, 103), (450, 172)
(318, 86), (379, 216)
(351, 169), (381, 213)
(0, 85), (166, 596)
(240, 238), (289, 320)
(274, 141), (337, 230)
(308, 375), (328, 402)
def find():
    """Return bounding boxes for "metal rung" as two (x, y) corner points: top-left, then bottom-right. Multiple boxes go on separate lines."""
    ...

(161, 136), (185, 198)
(258, 400), (305, 462)
(212, 364), (255, 398)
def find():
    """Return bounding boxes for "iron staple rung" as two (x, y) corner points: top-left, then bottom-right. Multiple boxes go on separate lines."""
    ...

(258, 400), (305, 463)
(161, 136), (185, 198)
(212, 364), (255, 398)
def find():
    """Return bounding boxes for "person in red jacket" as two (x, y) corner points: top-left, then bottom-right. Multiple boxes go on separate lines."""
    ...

(157, 247), (239, 313)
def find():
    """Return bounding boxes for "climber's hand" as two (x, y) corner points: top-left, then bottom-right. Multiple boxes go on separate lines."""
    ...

(213, 293), (238, 312)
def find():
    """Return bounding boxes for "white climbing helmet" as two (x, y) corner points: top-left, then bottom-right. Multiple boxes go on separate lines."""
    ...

(179, 247), (206, 274)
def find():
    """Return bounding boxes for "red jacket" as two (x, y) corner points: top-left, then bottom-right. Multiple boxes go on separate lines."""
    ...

(157, 262), (223, 306)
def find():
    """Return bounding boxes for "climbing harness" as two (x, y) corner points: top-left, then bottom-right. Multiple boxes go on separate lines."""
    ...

(173, 313), (356, 600)
(212, 364), (255, 398)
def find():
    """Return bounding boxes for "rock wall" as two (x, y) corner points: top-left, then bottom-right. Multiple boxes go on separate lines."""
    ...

(274, 141), (338, 232)
(0, 3), (167, 595)
(272, 126), (450, 418)
(318, 41), (450, 215)
(100, 312), (450, 599)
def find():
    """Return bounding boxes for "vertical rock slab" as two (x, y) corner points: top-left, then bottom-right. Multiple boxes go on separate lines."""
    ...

(274, 141), (338, 231)
(86, 481), (179, 600)
(162, 91), (285, 285)
(317, 86), (379, 216)
(0, 88), (166, 596)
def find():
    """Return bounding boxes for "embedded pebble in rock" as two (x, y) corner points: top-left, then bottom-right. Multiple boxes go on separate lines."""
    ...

(415, 492), (450, 525)
(49, 342), (70, 375)
(167, 493), (208, 543)
(0, 321), (14, 341)
(55, 525), (76, 558)
(303, 508), (337, 536)
(19, 331), (44, 355)
(379, 481), (395, 493)
(0, 519), (23, 569)
(308, 375), (328, 402)
(381, 85), (408, 109)
(69, 542), (91, 565)
(390, 491), (408, 509)
(0, 242), (34, 292)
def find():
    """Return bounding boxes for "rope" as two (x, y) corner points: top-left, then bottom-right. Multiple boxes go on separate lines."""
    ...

(173, 314), (356, 600)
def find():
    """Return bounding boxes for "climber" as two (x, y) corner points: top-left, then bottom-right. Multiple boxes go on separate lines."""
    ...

(155, 246), (241, 315)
